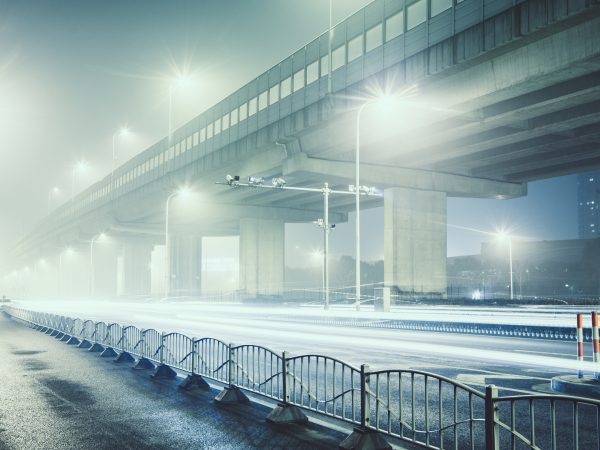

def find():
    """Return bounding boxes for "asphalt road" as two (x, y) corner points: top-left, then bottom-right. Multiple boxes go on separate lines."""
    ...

(0, 313), (351, 450)
(10, 300), (600, 449)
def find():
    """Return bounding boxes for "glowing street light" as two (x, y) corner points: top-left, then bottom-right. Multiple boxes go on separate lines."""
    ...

(496, 230), (514, 300)
(89, 232), (107, 297)
(168, 73), (194, 141)
(164, 186), (193, 298)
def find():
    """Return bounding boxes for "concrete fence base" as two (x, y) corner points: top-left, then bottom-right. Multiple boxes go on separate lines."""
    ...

(152, 364), (177, 380)
(339, 427), (392, 450)
(214, 385), (249, 404)
(89, 343), (104, 353)
(114, 351), (135, 364)
(78, 339), (92, 349)
(179, 374), (210, 391)
(133, 357), (155, 370)
(100, 347), (118, 358)
(266, 402), (308, 425)
(66, 336), (80, 345)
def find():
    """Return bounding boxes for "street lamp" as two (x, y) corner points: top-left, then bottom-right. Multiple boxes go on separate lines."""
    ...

(47, 186), (61, 214)
(313, 183), (335, 309)
(496, 231), (514, 300)
(164, 186), (192, 298)
(89, 232), (107, 297)
(219, 175), (379, 309)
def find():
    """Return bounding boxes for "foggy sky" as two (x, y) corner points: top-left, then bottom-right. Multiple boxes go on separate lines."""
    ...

(0, 0), (581, 270)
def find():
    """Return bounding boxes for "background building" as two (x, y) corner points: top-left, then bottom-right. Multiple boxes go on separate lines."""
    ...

(448, 238), (600, 300)
(578, 171), (600, 239)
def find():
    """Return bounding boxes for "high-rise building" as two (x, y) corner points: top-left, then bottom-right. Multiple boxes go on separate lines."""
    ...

(578, 171), (600, 239)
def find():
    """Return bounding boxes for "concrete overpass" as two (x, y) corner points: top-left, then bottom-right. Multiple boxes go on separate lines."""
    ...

(7, 0), (600, 299)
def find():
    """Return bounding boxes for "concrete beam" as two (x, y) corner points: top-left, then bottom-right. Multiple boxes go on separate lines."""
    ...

(283, 153), (526, 199)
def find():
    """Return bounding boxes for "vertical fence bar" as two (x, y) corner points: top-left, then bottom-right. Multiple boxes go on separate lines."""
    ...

(485, 385), (499, 450)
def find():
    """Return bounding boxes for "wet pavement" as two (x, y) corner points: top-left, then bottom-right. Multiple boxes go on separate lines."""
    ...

(0, 313), (354, 450)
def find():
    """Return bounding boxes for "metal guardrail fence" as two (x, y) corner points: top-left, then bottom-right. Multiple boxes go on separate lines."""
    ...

(4, 305), (600, 450)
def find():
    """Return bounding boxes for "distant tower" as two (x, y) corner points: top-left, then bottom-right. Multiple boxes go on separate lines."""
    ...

(578, 171), (600, 239)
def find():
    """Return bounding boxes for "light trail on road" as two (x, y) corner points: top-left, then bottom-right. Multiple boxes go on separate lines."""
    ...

(14, 300), (592, 380)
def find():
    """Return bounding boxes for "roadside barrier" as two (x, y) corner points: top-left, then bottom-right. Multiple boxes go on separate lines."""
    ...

(3, 305), (600, 450)
(272, 316), (593, 342)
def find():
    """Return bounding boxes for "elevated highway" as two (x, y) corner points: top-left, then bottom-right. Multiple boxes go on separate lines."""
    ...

(8, 0), (600, 299)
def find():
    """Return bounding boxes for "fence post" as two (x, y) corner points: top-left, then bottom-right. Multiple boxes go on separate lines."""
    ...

(179, 337), (209, 390)
(214, 343), (249, 404)
(339, 363), (391, 449)
(121, 327), (126, 351)
(151, 331), (176, 379)
(191, 337), (196, 375)
(485, 385), (499, 450)
(89, 323), (105, 352)
(282, 351), (290, 403)
(228, 342), (235, 386)
(360, 364), (370, 429)
(133, 330), (156, 370)
(265, 351), (308, 424)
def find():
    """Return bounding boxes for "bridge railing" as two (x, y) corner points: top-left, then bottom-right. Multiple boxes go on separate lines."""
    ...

(4, 305), (600, 450)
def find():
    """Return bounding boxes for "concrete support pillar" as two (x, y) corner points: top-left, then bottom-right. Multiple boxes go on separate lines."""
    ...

(91, 243), (119, 298)
(120, 240), (153, 298)
(384, 188), (447, 297)
(169, 235), (202, 297)
(239, 218), (284, 296)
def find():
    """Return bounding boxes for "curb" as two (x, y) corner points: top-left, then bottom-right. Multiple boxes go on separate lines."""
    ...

(551, 375), (600, 398)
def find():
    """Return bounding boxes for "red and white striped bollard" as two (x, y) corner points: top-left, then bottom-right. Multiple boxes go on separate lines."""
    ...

(577, 313), (584, 378)
(592, 311), (599, 377)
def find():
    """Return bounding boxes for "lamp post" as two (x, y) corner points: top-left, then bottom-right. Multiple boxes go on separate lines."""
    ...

(219, 175), (380, 310)
(314, 183), (333, 309)
(497, 231), (514, 300)
(354, 102), (371, 311)
(89, 232), (106, 297)
(328, 0), (333, 94)
(164, 187), (192, 298)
